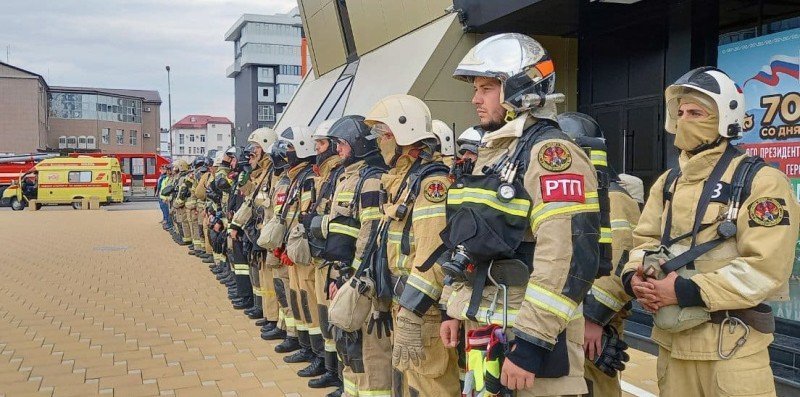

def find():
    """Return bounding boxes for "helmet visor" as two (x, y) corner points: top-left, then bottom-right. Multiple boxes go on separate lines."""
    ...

(368, 123), (391, 139)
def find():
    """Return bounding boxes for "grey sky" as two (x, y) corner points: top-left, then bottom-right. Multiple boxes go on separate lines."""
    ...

(0, 0), (297, 129)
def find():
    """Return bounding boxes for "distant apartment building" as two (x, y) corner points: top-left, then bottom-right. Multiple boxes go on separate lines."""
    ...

(0, 61), (162, 155)
(225, 8), (304, 145)
(0, 62), (49, 153)
(170, 115), (233, 162)
(49, 86), (161, 154)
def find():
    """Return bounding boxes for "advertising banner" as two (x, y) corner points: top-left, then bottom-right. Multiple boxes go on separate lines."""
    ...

(719, 28), (800, 321)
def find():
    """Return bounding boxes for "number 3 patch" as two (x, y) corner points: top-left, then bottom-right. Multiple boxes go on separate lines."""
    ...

(540, 174), (585, 203)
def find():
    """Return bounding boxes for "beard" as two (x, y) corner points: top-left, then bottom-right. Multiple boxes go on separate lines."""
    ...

(480, 119), (506, 132)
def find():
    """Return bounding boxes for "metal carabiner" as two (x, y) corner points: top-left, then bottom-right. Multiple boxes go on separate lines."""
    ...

(486, 261), (510, 333)
(718, 314), (750, 360)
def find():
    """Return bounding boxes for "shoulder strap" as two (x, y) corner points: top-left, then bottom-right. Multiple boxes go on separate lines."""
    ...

(662, 168), (681, 205)
(352, 165), (386, 213)
(401, 162), (450, 255)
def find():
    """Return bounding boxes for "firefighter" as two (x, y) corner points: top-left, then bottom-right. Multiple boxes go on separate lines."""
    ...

(228, 148), (256, 310)
(621, 67), (799, 397)
(259, 142), (301, 351)
(194, 157), (214, 264)
(457, 126), (482, 163)
(363, 94), (460, 396)
(321, 115), (387, 397)
(186, 157), (205, 256)
(274, 126), (319, 364)
(556, 112), (639, 397)
(172, 160), (193, 246)
(442, 33), (601, 396)
(210, 148), (239, 298)
(288, 119), (344, 382)
(229, 128), (280, 322)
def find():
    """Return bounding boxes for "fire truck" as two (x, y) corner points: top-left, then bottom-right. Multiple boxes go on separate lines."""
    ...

(0, 152), (170, 202)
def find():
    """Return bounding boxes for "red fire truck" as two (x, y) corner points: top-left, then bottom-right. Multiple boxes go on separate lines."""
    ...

(1, 152), (170, 201)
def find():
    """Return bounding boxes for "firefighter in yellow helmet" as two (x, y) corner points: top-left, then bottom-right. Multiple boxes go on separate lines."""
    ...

(172, 159), (193, 246)
(364, 94), (460, 396)
(622, 67), (799, 396)
(444, 33), (601, 396)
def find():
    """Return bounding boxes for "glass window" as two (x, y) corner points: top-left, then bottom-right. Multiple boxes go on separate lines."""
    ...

(258, 67), (274, 83)
(68, 171), (92, 183)
(130, 130), (137, 145)
(190, 135), (195, 142)
(101, 128), (110, 144)
(258, 105), (275, 122)
(217, 134), (223, 141)
(200, 135), (205, 143)
(179, 146), (184, 154)
(116, 129), (124, 145)
(146, 158), (156, 175)
(179, 134), (184, 144)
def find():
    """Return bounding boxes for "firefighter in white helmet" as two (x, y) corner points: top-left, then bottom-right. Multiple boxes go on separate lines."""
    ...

(622, 67), (799, 396)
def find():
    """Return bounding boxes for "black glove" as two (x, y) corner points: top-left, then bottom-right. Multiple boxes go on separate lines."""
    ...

(367, 311), (393, 339)
(592, 325), (630, 377)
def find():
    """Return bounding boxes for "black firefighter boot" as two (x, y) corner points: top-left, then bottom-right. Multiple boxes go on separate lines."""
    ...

(245, 295), (264, 319)
(275, 335), (301, 353)
(298, 334), (326, 377)
(284, 331), (315, 363)
(324, 359), (345, 397)
(308, 351), (341, 388)
(262, 323), (286, 340)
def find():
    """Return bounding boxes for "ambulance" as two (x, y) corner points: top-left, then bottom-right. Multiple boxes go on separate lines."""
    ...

(1, 157), (124, 210)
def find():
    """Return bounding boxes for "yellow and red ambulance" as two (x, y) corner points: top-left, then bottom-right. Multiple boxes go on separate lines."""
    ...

(1, 157), (123, 210)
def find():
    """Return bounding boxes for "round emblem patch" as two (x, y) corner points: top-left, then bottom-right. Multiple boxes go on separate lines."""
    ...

(423, 180), (447, 203)
(748, 197), (784, 227)
(538, 142), (572, 172)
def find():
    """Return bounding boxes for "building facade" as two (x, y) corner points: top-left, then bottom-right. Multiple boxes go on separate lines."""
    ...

(225, 9), (304, 145)
(0, 62), (49, 154)
(170, 115), (233, 163)
(48, 87), (161, 154)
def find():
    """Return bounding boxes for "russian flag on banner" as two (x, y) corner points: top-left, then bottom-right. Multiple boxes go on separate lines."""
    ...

(744, 55), (800, 87)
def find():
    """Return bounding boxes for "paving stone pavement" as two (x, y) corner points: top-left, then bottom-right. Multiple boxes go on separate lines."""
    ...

(0, 203), (660, 397)
(0, 205), (333, 397)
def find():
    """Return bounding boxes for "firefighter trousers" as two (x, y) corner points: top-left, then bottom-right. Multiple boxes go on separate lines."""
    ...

(391, 306), (460, 397)
(315, 262), (336, 359)
(341, 319), (393, 397)
(656, 346), (775, 397)
(259, 256), (280, 323)
(289, 262), (323, 353)
(273, 265), (296, 336)
(229, 238), (252, 299)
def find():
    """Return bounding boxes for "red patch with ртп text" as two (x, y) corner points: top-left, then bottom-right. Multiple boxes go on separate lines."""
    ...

(276, 192), (287, 206)
(540, 174), (585, 203)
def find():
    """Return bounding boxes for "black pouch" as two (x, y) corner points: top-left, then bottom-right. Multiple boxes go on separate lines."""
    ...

(441, 206), (517, 264)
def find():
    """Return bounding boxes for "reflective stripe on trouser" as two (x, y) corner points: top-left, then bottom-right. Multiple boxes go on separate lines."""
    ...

(584, 317), (624, 397)
(230, 239), (252, 298)
(315, 264), (337, 354)
(259, 264), (279, 322)
(289, 264), (325, 357)
(274, 267), (296, 336)
(390, 304), (460, 397)
(194, 210), (204, 249)
(189, 209), (202, 247)
(656, 346), (775, 397)
(342, 318), (392, 397)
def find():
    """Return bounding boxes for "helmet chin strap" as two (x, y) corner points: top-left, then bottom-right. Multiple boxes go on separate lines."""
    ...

(688, 136), (726, 156)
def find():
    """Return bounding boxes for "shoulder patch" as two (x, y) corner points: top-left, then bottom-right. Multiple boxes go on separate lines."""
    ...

(540, 174), (585, 203)
(276, 192), (287, 206)
(748, 197), (788, 227)
(537, 142), (572, 172)
(423, 180), (447, 203)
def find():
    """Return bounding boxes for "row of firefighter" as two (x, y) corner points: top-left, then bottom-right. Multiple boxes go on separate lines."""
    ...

(158, 32), (799, 397)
